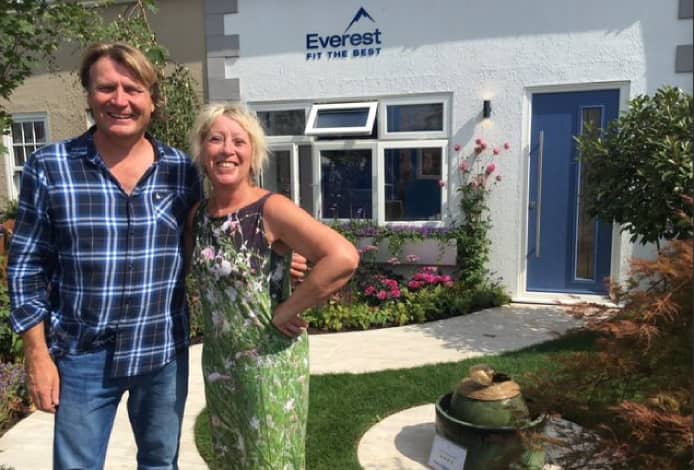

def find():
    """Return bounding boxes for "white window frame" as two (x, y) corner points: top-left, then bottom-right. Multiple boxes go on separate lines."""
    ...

(378, 95), (450, 140)
(377, 140), (448, 226)
(305, 101), (378, 136)
(4, 113), (49, 200)
(312, 140), (378, 221)
(264, 143), (300, 205)
(249, 102), (312, 144)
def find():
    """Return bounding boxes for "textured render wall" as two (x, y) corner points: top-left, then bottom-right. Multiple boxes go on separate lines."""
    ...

(219, 0), (691, 298)
(1, 0), (206, 198)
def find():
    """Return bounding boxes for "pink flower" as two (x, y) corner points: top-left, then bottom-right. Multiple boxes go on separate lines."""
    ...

(504, 142), (511, 150)
(387, 256), (400, 265)
(377, 291), (387, 301)
(485, 163), (496, 174)
(479, 142), (488, 150)
(495, 174), (502, 182)
(438, 179), (445, 188)
(453, 143), (461, 152)
(493, 148), (500, 155)
(364, 286), (376, 296)
(459, 160), (470, 173)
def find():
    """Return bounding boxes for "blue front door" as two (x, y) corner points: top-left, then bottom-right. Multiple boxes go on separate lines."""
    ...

(527, 89), (619, 294)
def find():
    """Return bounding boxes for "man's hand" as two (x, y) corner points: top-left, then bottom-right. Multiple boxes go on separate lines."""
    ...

(272, 313), (308, 338)
(25, 350), (60, 413)
(290, 252), (308, 283)
(22, 324), (60, 413)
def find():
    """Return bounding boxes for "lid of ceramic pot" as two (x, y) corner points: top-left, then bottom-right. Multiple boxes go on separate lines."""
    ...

(454, 364), (522, 400)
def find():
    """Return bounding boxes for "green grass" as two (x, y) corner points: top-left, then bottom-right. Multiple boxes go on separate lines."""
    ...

(194, 330), (597, 469)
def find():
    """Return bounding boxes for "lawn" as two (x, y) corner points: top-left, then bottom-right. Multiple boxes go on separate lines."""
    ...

(195, 330), (597, 469)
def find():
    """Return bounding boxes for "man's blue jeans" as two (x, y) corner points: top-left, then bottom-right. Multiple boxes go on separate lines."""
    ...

(53, 346), (189, 470)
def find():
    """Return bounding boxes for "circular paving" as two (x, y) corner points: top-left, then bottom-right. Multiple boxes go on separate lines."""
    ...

(357, 404), (609, 469)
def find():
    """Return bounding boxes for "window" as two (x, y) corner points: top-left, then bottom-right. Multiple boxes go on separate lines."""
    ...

(257, 109), (306, 136)
(379, 96), (449, 139)
(254, 96), (449, 226)
(4, 115), (48, 199)
(305, 102), (377, 136)
(383, 142), (447, 223)
(317, 147), (373, 220)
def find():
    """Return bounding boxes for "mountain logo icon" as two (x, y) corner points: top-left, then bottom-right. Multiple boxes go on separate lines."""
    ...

(344, 7), (375, 33)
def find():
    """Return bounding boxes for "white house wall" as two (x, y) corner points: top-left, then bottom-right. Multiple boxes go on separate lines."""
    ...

(211, 0), (693, 300)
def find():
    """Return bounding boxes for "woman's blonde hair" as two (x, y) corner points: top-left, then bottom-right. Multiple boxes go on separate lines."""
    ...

(190, 103), (269, 180)
(79, 42), (160, 108)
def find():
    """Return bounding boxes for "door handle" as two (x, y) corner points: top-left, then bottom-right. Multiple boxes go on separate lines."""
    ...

(535, 130), (544, 257)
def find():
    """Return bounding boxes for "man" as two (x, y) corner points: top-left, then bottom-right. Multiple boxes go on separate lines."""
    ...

(8, 42), (308, 469)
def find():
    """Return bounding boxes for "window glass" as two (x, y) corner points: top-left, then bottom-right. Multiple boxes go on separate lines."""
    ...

(305, 102), (377, 136)
(298, 145), (314, 214)
(263, 149), (292, 198)
(386, 103), (443, 132)
(575, 106), (603, 280)
(321, 149), (372, 219)
(315, 109), (369, 128)
(257, 110), (305, 136)
(385, 148), (442, 221)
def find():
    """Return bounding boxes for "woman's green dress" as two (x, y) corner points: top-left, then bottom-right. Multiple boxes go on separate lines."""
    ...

(190, 194), (309, 469)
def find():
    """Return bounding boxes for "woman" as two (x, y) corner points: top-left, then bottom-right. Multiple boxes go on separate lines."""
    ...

(185, 103), (359, 469)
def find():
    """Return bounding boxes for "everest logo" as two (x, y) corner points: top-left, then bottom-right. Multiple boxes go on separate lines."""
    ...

(344, 7), (375, 33)
(305, 6), (383, 61)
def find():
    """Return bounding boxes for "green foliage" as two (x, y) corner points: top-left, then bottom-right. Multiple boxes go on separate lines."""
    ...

(453, 139), (507, 287)
(576, 86), (693, 245)
(81, 0), (201, 153)
(0, 362), (29, 436)
(0, 0), (99, 151)
(304, 282), (509, 332)
(0, 256), (22, 364)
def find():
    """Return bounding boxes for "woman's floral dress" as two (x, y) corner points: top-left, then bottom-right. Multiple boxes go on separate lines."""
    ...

(189, 194), (309, 469)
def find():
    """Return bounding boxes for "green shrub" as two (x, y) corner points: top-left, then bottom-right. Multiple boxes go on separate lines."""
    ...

(0, 256), (23, 364)
(304, 281), (510, 332)
(0, 362), (30, 436)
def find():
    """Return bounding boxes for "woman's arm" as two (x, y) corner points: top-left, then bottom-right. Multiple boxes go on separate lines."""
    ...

(263, 194), (359, 335)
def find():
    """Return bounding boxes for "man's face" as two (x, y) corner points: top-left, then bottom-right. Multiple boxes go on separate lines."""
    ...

(87, 56), (154, 141)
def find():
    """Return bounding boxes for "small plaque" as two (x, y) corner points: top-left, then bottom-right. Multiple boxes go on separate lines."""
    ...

(428, 433), (468, 470)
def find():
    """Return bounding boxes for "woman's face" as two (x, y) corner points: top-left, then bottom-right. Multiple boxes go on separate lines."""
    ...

(201, 115), (254, 189)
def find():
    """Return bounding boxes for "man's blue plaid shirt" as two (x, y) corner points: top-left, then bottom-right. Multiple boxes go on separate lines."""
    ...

(9, 128), (203, 377)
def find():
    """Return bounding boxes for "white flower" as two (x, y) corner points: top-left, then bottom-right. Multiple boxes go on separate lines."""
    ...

(284, 399), (295, 412)
(249, 416), (260, 430)
(216, 259), (233, 276)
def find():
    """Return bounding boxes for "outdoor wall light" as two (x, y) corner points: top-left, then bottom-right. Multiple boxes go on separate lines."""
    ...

(483, 100), (492, 119)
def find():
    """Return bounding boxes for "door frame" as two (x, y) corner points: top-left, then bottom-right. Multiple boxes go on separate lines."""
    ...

(516, 81), (631, 303)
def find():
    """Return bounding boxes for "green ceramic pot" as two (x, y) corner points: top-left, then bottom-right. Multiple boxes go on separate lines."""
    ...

(449, 391), (530, 428)
(436, 392), (546, 470)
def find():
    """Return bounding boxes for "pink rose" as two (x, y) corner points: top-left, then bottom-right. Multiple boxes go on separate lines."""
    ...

(438, 179), (445, 188)
(503, 142), (511, 150)
(496, 174), (502, 182)
(485, 163), (496, 174)
(459, 160), (470, 173)
(493, 148), (500, 155)
(377, 291), (387, 301)
(453, 143), (461, 151)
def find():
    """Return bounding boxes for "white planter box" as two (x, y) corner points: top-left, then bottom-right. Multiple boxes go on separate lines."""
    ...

(356, 237), (457, 267)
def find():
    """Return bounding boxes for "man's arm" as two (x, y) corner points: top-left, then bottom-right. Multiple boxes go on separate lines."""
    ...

(8, 154), (59, 412)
